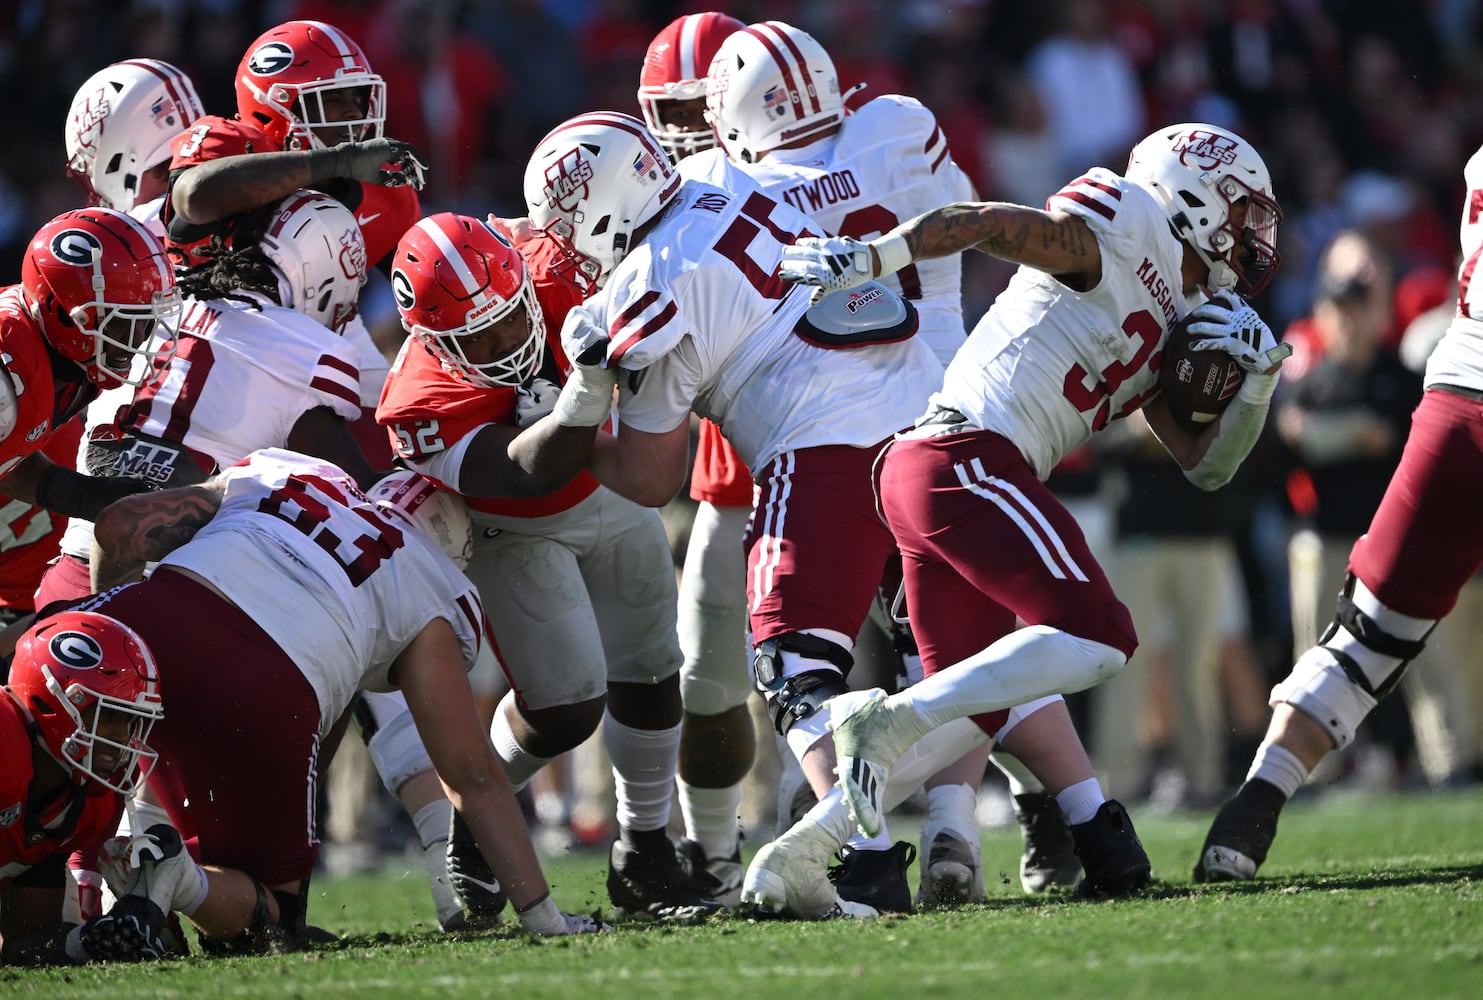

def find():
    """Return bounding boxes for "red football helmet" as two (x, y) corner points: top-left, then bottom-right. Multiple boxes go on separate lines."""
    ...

(638, 12), (745, 160)
(390, 213), (547, 388)
(236, 20), (386, 151)
(5, 612), (163, 795)
(21, 208), (181, 389)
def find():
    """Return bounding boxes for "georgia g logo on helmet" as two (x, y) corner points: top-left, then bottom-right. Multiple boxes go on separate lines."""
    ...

(49, 630), (105, 670)
(1173, 129), (1240, 171)
(543, 148), (595, 214)
(390, 270), (415, 310)
(248, 41), (295, 77)
(50, 229), (103, 266)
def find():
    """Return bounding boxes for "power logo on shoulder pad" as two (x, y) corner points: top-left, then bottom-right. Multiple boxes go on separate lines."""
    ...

(544, 148), (594, 213)
(1173, 130), (1239, 171)
(247, 41), (295, 77)
(49, 631), (105, 670)
(50, 229), (102, 266)
(391, 270), (416, 310)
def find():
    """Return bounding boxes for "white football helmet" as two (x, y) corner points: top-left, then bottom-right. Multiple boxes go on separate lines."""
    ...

(1125, 122), (1283, 296)
(523, 112), (682, 291)
(367, 469), (473, 570)
(638, 11), (746, 160)
(65, 59), (204, 211)
(704, 21), (843, 164)
(260, 190), (368, 333)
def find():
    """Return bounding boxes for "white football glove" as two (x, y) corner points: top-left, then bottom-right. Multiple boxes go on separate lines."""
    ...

(1184, 291), (1293, 373)
(778, 236), (877, 293)
(553, 307), (618, 428)
(515, 377), (560, 428)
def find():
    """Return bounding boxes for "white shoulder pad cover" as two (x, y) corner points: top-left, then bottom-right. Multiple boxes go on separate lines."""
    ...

(0, 369), (18, 445)
(794, 281), (919, 350)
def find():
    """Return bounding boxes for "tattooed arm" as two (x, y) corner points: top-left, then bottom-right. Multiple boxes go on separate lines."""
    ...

(890, 202), (1102, 280)
(89, 482), (226, 592)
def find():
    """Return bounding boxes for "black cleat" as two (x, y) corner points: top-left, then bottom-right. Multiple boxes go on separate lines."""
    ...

(676, 837), (744, 907)
(1013, 792), (1081, 894)
(828, 841), (916, 915)
(445, 809), (508, 930)
(1193, 778), (1287, 883)
(608, 830), (725, 921)
(1070, 800), (1152, 898)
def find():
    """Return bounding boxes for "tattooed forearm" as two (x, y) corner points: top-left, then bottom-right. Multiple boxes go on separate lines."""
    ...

(903, 203), (1031, 261)
(123, 491), (220, 562)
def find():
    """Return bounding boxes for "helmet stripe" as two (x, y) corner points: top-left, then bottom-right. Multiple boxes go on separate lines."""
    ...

(678, 14), (704, 81)
(117, 59), (203, 128)
(309, 19), (362, 70)
(413, 217), (491, 304)
(748, 22), (820, 118)
(109, 209), (173, 287)
(561, 112), (670, 167)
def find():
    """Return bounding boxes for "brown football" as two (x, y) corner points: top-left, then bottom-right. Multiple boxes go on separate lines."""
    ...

(1158, 315), (1245, 432)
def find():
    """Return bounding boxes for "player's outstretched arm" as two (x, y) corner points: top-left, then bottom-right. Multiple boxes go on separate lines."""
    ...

(90, 483), (225, 592)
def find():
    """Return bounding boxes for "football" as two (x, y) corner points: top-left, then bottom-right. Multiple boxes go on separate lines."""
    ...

(1158, 314), (1245, 432)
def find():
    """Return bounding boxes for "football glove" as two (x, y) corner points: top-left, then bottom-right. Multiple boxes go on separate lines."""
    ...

(553, 307), (617, 428)
(314, 138), (429, 190)
(778, 236), (877, 294)
(65, 897), (170, 963)
(515, 894), (611, 936)
(1184, 291), (1293, 374)
(515, 377), (561, 428)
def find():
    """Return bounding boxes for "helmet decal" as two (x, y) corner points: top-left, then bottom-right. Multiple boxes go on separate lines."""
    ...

(50, 229), (102, 267)
(248, 41), (295, 77)
(544, 148), (595, 213)
(1173, 129), (1241, 171)
(391, 270), (415, 310)
(49, 631), (105, 670)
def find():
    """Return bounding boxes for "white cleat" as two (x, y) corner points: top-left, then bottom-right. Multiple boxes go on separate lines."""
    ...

(1197, 844), (1259, 882)
(827, 688), (923, 839)
(740, 830), (838, 920)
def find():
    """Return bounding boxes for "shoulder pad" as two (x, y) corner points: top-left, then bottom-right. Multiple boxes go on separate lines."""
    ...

(794, 281), (919, 350)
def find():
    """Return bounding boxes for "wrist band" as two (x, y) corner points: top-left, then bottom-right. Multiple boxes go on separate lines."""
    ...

(871, 232), (912, 277)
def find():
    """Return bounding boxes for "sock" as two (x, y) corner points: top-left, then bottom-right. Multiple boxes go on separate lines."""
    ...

(1246, 741), (1309, 800)
(845, 831), (893, 851)
(489, 702), (555, 792)
(989, 752), (1044, 797)
(413, 798), (460, 926)
(677, 778), (742, 859)
(604, 713), (681, 834)
(1056, 777), (1105, 825)
(795, 787), (857, 849)
(925, 782), (978, 842)
(176, 863), (210, 917)
(904, 627), (1124, 727)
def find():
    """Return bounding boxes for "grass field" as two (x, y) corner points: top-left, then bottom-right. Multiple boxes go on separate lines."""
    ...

(4, 788), (1480, 999)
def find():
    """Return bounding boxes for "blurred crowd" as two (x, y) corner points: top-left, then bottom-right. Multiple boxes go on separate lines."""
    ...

(6, 0), (1483, 831)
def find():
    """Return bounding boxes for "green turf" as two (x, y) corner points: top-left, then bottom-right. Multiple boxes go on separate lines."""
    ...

(4, 788), (1480, 999)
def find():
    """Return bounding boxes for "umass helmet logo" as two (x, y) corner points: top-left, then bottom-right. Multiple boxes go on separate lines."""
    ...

(248, 41), (295, 77)
(1172, 130), (1239, 171)
(543, 148), (594, 213)
(50, 229), (102, 266)
(49, 631), (105, 670)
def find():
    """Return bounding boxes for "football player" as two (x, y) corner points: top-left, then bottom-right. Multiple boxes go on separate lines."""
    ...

(697, 20), (1122, 904)
(780, 122), (1291, 903)
(378, 213), (721, 922)
(0, 210), (180, 524)
(518, 109), (947, 919)
(79, 450), (605, 950)
(1193, 140), (1483, 882)
(0, 612), (172, 965)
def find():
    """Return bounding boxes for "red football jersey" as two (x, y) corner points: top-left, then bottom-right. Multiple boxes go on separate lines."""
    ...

(377, 339), (599, 518)
(0, 287), (93, 477)
(0, 419), (84, 610)
(164, 115), (420, 269)
(0, 698), (122, 885)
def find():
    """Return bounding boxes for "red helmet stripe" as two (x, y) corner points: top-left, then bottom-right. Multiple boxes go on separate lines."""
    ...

(747, 22), (820, 118)
(559, 112), (671, 168)
(116, 59), (200, 127)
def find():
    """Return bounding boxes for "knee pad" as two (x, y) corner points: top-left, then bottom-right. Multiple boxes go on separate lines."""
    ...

(678, 595), (753, 715)
(1271, 574), (1435, 748)
(354, 692), (434, 796)
(752, 633), (853, 736)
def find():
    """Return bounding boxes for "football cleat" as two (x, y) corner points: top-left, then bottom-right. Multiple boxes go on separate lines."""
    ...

(917, 827), (983, 907)
(829, 841), (916, 915)
(828, 688), (925, 839)
(740, 825), (841, 920)
(1013, 792), (1081, 894)
(1070, 800), (1152, 898)
(607, 831), (725, 922)
(444, 810), (507, 929)
(75, 896), (171, 962)
(676, 837), (745, 908)
(1193, 778), (1287, 883)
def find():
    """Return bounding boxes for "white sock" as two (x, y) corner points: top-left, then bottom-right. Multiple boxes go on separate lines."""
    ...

(990, 752), (1044, 797)
(925, 782), (978, 842)
(176, 863), (210, 917)
(489, 701), (555, 791)
(677, 778), (742, 859)
(904, 627), (1125, 728)
(794, 787), (857, 849)
(1056, 777), (1105, 826)
(1247, 741), (1309, 799)
(604, 713), (681, 834)
(412, 798), (460, 926)
(845, 831), (893, 851)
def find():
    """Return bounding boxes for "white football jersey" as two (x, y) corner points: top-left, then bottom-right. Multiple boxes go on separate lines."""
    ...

(592, 179), (943, 471)
(687, 96), (975, 366)
(159, 448), (484, 731)
(940, 169), (1204, 479)
(1425, 144), (1483, 393)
